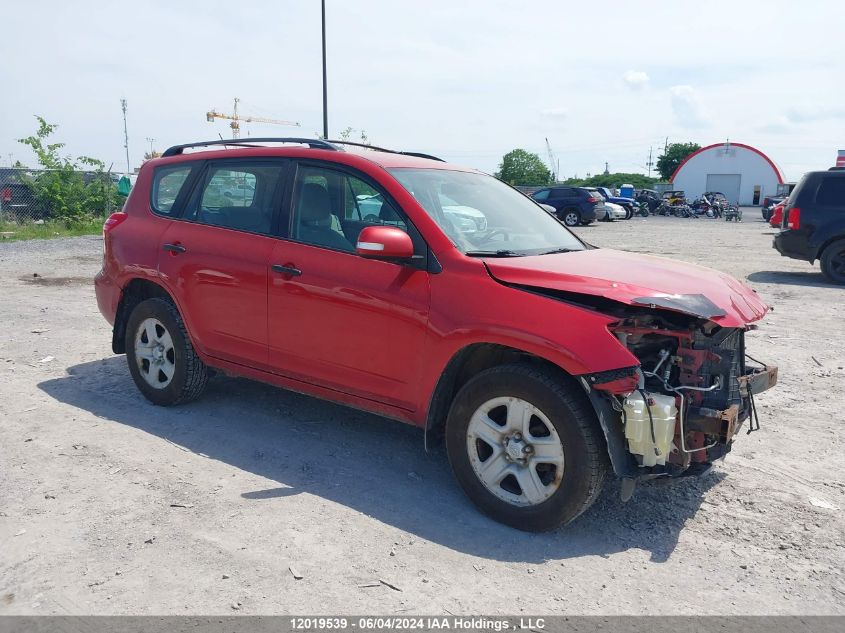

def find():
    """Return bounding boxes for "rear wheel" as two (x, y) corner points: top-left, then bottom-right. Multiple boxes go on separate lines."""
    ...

(820, 239), (845, 285)
(560, 209), (581, 227)
(125, 298), (209, 406)
(445, 364), (607, 531)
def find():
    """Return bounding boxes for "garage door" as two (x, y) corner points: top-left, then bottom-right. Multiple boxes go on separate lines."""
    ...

(706, 174), (741, 205)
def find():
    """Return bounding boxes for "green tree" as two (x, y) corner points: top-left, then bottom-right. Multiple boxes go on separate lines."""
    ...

(495, 149), (551, 186)
(17, 116), (118, 223)
(562, 172), (658, 190)
(656, 142), (701, 180)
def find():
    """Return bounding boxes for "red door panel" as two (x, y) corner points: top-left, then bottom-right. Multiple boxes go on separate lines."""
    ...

(267, 241), (430, 411)
(158, 222), (272, 369)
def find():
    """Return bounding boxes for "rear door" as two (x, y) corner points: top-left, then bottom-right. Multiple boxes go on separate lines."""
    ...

(157, 158), (288, 370)
(266, 161), (431, 411)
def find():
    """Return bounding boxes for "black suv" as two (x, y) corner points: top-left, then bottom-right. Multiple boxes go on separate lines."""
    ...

(530, 186), (601, 227)
(774, 168), (845, 283)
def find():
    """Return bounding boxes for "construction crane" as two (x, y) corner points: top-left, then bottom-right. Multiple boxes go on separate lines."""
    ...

(545, 137), (559, 182)
(206, 98), (300, 139)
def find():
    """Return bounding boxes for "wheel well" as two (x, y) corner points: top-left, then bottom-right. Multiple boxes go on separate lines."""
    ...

(112, 278), (174, 354)
(816, 235), (845, 263)
(424, 343), (578, 449)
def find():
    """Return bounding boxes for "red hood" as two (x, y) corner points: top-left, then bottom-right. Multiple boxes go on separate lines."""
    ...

(484, 248), (769, 327)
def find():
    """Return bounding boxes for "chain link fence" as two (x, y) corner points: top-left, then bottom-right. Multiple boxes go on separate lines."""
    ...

(0, 167), (123, 224)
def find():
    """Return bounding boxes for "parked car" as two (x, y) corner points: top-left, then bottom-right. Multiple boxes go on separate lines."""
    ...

(761, 195), (785, 221)
(596, 201), (628, 221)
(774, 167), (845, 284)
(662, 190), (687, 205)
(593, 186), (636, 219)
(768, 200), (786, 228)
(530, 186), (601, 227)
(96, 137), (777, 531)
(222, 181), (256, 199)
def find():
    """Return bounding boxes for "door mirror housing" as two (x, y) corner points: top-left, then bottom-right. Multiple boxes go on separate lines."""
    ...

(356, 225), (414, 260)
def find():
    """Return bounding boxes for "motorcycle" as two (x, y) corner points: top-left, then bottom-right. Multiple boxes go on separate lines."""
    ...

(724, 205), (742, 222)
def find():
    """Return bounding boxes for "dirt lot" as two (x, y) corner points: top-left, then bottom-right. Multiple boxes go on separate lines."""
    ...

(1, 213), (843, 615)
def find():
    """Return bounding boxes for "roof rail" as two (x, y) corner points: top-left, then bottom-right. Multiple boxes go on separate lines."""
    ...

(325, 139), (444, 162)
(161, 137), (339, 157)
(399, 151), (445, 162)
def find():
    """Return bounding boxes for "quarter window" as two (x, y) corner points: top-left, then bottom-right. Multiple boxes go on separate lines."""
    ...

(151, 165), (193, 215)
(816, 177), (845, 206)
(533, 189), (550, 201)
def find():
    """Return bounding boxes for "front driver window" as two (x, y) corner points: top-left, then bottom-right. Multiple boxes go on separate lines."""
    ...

(292, 165), (406, 252)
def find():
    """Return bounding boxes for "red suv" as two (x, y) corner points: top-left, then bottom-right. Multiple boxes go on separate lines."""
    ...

(95, 138), (778, 531)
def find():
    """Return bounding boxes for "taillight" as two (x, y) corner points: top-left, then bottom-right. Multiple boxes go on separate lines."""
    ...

(103, 212), (128, 233)
(587, 196), (599, 203)
(787, 207), (801, 230)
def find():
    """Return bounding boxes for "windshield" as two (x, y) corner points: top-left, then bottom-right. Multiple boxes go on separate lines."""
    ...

(387, 168), (586, 256)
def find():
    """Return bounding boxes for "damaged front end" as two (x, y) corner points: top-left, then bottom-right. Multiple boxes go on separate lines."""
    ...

(585, 309), (777, 491)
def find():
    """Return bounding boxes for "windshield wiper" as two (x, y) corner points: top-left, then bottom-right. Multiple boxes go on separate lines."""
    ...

(465, 250), (524, 257)
(538, 247), (577, 255)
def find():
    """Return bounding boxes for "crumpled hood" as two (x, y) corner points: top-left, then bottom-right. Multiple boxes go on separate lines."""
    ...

(485, 248), (769, 327)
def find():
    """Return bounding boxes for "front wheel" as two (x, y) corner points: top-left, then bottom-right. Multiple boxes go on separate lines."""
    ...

(445, 364), (607, 531)
(820, 239), (845, 285)
(125, 298), (209, 406)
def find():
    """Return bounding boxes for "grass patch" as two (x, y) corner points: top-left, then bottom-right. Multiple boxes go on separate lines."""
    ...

(0, 218), (105, 241)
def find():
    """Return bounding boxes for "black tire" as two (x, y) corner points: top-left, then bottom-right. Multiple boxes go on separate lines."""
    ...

(559, 208), (581, 227)
(624, 205), (633, 220)
(820, 239), (845, 285)
(125, 297), (209, 406)
(445, 363), (607, 532)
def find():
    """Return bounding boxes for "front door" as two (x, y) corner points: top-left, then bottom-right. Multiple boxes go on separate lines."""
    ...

(267, 163), (431, 411)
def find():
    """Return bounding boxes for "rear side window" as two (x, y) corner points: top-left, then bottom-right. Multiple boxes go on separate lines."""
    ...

(816, 177), (845, 206)
(190, 161), (285, 235)
(532, 189), (550, 201)
(151, 165), (193, 215)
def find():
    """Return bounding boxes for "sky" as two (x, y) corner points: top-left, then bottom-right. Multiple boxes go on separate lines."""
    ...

(1, 0), (843, 182)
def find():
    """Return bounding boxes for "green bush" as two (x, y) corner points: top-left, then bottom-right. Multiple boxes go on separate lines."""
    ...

(18, 116), (121, 223)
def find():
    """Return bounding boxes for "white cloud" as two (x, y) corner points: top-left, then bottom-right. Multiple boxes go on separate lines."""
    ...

(540, 107), (568, 119)
(623, 70), (649, 89)
(669, 85), (710, 129)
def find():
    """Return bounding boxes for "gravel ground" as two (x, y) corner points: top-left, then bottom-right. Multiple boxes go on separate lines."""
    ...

(1, 214), (843, 615)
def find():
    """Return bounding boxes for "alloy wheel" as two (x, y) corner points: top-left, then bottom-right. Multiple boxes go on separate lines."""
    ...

(466, 396), (564, 506)
(134, 317), (176, 389)
(563, 212), (579, 226)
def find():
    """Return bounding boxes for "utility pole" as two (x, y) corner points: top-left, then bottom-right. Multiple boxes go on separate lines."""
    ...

(664, 136), (669, 154)
(121, 99), (130, 174)
(321, 0), (328, 139)
(145, 137), (156, 156)
(647, 146), (653, 178)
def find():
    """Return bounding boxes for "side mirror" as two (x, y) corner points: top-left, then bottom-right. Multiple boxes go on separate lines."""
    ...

(356, 225), (414, 260)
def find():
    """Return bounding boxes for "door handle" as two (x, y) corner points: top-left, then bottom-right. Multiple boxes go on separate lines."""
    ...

(272, 264), (302, 277)
(163, 243), (186, 254)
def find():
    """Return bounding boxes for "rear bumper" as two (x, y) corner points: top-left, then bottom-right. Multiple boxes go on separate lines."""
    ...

(94, 270), (120, 325)
(773, 230), (814, 262)
(582, 207), (598, 222)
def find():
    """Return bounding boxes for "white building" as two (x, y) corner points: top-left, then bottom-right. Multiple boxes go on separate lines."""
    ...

(670, 142), (784, 206)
